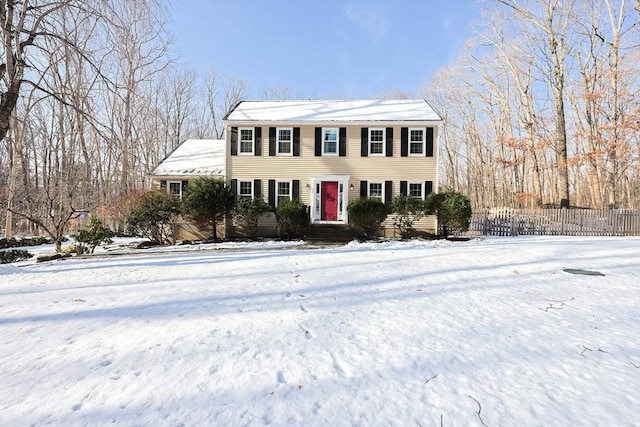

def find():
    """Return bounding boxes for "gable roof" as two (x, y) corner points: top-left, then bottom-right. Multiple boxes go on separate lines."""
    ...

(224, 99), (442, 123)
(151, 139), (225, 177)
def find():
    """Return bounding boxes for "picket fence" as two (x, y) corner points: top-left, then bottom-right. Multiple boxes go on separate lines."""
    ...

(467, 208), (640, 237)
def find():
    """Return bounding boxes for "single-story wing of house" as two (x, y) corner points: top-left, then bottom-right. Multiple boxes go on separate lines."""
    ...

(148, 138), (225, 240)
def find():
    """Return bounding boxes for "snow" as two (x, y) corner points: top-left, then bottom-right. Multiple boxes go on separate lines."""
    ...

(225, 99), (442, 123)
(1, 236), (639, 426)
(150, 139), (225, 177)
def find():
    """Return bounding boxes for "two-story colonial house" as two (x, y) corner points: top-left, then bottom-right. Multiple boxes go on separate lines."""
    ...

(223, 99), (442, 238)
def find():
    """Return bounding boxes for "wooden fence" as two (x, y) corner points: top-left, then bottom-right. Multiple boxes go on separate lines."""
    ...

(467, 208), (640, 236)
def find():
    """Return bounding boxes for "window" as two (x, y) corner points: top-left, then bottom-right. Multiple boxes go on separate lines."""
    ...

(277, 128), (292, 155)
(322, 128), (338, 155)
(238, 180), (253, 198)
(168, 181), (183, 199)
(409, 128), (424, 155)
(369, 129), (384, 155)
(276, 181), (291, 206)
(368, 182), (383, 202)
(408, 182), (424, 199)
(239, 128), (254, 154)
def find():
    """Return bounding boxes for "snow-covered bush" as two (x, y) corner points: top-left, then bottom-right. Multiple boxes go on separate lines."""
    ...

(0, 249), (33, 264)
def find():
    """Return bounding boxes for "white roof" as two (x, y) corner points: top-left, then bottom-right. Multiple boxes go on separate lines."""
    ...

(225, 99), (442, 123)
(151, 139), (225, 177)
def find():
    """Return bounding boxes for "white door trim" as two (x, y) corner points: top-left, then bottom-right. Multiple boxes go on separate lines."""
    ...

(309, 175), (350, 224)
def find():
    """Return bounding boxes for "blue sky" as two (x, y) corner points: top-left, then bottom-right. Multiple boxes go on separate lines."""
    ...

(168, 0), (483, 99)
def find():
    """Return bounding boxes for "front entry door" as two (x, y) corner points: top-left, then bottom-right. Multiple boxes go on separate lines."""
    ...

(321, 181), (339, 221)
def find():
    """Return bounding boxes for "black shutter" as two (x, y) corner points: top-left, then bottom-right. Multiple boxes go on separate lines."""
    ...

(400, 181), (408, 196)
(230, 179), (238, 195)
(361, 128), (368, 157)
(292, 180), (300, 200)
(269, 127), (276, 156)
(400, 127), (408, 157)
(254, 179), (262, 198)
(360, 180), (368, 198)
(160, 180), (167, 190)
(314, 127), (322, 156)
(181, 180), (188, 193)
(339, 127), (347, 156)
(230, 127), (238, 155)
(268, 179), (276, 207)
(426, 127), (434, 157)
(385, 181), (393, 205)
(385, 128), (393, 157)
(254, 127), (262, 156)
(293, 127), (300, 156)
(425, 181), (433, 195)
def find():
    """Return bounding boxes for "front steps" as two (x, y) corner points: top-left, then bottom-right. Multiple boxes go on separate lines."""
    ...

(306, 223), (355, 244)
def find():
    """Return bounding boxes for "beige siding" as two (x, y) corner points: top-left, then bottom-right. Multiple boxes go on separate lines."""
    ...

(226, 123), (440, 234)
(228, 126), (437, 192)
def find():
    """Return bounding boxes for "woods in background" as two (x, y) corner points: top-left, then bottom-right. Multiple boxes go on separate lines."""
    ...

(0, 0), (638, 240)
(423, 0), (639, 209)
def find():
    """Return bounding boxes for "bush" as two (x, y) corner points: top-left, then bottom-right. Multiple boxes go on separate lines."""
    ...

(126, 191), (181, 245)
(425, 191), (472, 237)
(233, 197), (273, 238)
(392, 195), (425, 238)
(0, 249), (33, 264)
(347, 198), (391, 239)
(182, 177), (235, 241)
(0, 237), (53, 249)
(276, 200), (309, 239)
(72, 214), (115, 254)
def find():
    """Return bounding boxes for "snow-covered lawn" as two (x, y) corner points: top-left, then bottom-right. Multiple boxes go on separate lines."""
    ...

(1, 236), (638, 426)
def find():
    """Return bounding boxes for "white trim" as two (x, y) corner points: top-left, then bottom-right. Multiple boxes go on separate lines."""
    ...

(321, 128), (339, 156)
(408, 127), (425, 156)
(309, 175), (350, 224)
(238, 127), (254, 155)
(408, 182), (425, 200)
(238, 179), (253, 198)
(276, 127), (293, 156)
(367, 181), (384, 202)
(368, 128), (385, 156)
(168, 181), (183, 199)
(275, 180), (292, 207)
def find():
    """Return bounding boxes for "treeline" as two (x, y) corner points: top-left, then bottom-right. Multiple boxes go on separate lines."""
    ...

(1, 0), (638, 241)
(422, 0), (639, 209)
(0, 0), (266, 237)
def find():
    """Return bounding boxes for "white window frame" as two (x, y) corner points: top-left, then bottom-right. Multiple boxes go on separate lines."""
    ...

(168, 181), (183, 199)
(322, 128), (339, 156)
(276, 180), (292, 207)
(369, 128), (385, 156)
(368, 182), (384, 202)
(239, 127), (254, 155)
(409, 128), (425, 156)
(238, 180), (253, 198)
(408, 182), (424, 199)
(277, 128), (293, 156)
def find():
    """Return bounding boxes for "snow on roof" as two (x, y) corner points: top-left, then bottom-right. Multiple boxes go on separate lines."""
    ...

(225, 99), (442, 123)
(151, 139), (225, 177)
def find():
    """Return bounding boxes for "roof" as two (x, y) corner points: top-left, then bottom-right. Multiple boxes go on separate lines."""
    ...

(151, 139), (225, 177)
(224, 99), (442, 123)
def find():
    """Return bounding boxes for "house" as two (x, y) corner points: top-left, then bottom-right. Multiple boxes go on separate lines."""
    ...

(149, 139), (225, 240)
(223, 99), (442, 238)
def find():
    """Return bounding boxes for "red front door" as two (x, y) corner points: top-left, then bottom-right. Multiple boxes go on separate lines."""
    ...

(321, 181), (339, 221)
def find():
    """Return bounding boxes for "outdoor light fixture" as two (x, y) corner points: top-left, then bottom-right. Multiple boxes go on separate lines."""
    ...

(306, 183), (310, 189)
(349, 183), (354, 191)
